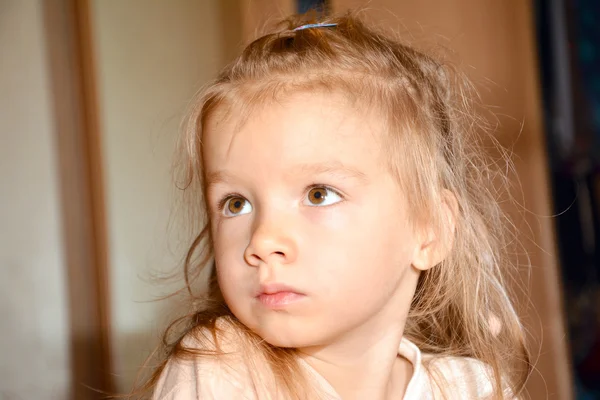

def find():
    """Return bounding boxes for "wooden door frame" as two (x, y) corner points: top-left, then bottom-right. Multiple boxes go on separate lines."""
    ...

(40, 1), (294, 397)
(43, 0), (113, 398)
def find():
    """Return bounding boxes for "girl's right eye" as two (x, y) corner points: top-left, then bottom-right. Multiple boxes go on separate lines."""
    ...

(222, 196), (252, 217)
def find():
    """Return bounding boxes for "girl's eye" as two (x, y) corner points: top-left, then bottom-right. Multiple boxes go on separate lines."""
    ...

(304, 187), (343, 206)
(222, 196), (252, 217)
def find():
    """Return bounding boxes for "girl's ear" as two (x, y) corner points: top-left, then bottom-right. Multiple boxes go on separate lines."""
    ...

(412, 189), (458, 271)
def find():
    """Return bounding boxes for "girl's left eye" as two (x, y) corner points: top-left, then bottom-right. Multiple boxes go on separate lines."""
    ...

(303, 186), (343, 207)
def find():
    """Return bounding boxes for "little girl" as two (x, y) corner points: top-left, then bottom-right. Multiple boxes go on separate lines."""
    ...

(142, 10), (531, 400)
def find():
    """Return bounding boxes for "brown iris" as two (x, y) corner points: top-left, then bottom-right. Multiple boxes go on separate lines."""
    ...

(308, 187), (327, 205)
(227, 197), (246, 214)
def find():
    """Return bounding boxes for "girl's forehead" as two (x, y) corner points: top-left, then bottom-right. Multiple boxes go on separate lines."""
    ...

(204, 90), (383, 144)
(202, 91), (388, 175)
(208, 86), (379, 128)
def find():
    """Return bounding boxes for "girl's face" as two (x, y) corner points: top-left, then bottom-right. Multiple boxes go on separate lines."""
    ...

(203, 91), (426, 349)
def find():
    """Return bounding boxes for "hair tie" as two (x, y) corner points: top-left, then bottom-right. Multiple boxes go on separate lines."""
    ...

(293, 22), (337, 32)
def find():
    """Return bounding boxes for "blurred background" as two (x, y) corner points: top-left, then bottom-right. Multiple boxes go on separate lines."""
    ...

(1, 0), (599, 398)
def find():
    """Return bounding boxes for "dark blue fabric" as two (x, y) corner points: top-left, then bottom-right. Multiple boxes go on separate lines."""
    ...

(537, 1), (600, 398)
(574, 0), (600, 148)
(297, 0), (327, 14)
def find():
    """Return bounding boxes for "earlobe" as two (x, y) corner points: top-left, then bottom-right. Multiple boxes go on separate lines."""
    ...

(411, 229), (440, 272)
(411, 190), (458, 271)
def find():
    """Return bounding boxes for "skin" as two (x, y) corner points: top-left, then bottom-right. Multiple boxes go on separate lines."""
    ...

(203, 91), (448, 399)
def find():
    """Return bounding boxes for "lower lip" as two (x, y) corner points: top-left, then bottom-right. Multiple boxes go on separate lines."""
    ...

(258, 292), (305, 308)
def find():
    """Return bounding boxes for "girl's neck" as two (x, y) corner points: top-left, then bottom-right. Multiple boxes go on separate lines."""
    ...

(298, 312), (413, 399)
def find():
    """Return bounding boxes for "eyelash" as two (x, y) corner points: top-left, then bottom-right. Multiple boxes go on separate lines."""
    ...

(216, 192), (243, 212)
(215, 184), (345, 212)
(305, 184), (345, 204)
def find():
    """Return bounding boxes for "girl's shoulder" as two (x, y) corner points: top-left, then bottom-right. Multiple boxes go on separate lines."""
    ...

(152, 318), (258, 400)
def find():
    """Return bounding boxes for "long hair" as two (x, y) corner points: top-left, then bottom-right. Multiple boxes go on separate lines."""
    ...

(131, 9), (531, 399)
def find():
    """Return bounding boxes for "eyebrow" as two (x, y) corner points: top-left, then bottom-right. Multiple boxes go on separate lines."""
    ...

(204, 161), (369, 188)
(287, 161), (369, 183)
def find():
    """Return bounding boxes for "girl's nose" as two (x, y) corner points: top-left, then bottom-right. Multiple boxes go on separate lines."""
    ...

(243, 219), (298, 267)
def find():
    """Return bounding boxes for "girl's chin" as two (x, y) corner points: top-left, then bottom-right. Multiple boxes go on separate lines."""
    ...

(258, 330), (310, 348)
(253, 325), (325, 349)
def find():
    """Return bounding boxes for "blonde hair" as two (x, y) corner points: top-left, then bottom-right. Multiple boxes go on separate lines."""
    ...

(133, 9), (531, 399)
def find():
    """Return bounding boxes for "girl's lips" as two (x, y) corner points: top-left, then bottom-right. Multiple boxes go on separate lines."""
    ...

(257, 282), (304, 296)
(258, 291), (306, 308)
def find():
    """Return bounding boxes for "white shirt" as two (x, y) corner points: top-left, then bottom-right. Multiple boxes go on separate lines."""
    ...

(153, 333), (503, 399)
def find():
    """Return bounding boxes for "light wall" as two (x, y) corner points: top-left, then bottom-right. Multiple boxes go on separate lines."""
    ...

(89, 0), (224, 391)
(0, 1), (71, 399)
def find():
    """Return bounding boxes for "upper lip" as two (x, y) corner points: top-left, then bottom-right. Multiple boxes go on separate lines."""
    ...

(257, 282), (303, 296)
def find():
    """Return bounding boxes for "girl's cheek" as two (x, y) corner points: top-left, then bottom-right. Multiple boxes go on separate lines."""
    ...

(303, 204), (352, 229)
(213, 218), (251, 251)
(211, 213), (237, 235)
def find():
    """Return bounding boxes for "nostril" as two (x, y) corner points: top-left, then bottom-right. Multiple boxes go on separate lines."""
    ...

(274, 251), (285, 256)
